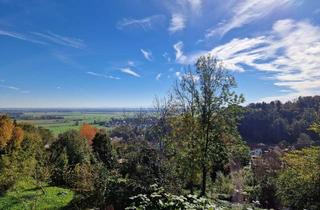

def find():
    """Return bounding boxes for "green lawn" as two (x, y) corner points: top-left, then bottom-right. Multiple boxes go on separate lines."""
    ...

(0, 179), (74, 210)
(18, 112), (124, 136)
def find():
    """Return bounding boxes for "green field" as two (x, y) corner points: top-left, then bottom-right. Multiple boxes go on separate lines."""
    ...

(17, 112), (129, 136)
(0, 178), (74, 210)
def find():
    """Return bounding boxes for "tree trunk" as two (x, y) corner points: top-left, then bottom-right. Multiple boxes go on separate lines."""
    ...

(201, 121), (210, 197)
(190, 181), (194, 194)
(200, 164), (207, 196)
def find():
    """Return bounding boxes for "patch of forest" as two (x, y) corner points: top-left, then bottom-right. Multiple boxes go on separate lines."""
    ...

(239, 96), (320, 145)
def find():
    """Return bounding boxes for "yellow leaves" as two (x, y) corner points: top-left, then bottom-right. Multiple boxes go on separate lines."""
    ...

(0, 115), (29, 149)
(277, 147), (320, 208)
(309, 122), (320, 136)
(0, 115), (14, 149)
(282, 147), (320, 181)
(12, 127), (24, 147)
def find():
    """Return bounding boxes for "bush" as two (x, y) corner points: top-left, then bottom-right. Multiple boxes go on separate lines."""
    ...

(50, 130), (93, 185)
(214, 172), (234, 196)
(64, 163), (96, 193)
(276, 147), (320, 209)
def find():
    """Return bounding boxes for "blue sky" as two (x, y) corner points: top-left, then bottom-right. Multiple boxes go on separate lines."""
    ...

(0, 0), (319, 108)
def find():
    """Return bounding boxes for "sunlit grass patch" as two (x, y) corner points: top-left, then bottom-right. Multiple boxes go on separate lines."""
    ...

(0, 178), (74, 210)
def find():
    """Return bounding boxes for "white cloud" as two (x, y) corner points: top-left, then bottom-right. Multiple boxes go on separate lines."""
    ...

(86, 71), (120, 80)
(162, 52), (171, 62)
(175, 19), (320, 102)
(173, 41), (187, 64)
(119, 68), (141, 78)
(128, 60), (135, 67)
(165, 0), (203, 33)
(0, 29), (47, 45)
(187, 0), (202, 14)
(174, 41), (206, 65)
(0, 85), (19, 91)
(117, 15), (165, 30)
(140, 49), (153, 61)
(175, 71), (181, 79)
(169, 0), (203, 15)
(0, 84), (29, 94)
(156, 73), (162, 80)
(206, 0), (294, 37)
(0, 29), (85, 49)
(32, 31), (85, 49)
(168, 14), (186, 33)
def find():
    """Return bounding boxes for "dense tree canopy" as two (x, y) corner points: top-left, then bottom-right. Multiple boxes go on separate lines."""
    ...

(239, 96), (320, 145)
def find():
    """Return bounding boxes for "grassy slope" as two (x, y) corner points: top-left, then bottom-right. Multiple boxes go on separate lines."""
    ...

(0, 179), (74, 210)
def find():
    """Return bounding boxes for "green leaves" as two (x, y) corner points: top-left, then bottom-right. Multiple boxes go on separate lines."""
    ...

(276, 147), (320, 209)
(169, 55), (245, 195)
(126, 184), (216, 210)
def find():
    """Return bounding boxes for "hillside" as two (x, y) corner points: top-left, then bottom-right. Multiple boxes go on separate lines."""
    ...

(239, 96), (320, 145)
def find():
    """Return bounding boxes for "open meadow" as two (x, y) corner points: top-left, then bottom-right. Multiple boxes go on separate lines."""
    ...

(13, 110), (134, 136)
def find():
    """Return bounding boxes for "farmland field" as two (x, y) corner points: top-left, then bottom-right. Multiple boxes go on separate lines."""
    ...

(4, 109), (138, 136)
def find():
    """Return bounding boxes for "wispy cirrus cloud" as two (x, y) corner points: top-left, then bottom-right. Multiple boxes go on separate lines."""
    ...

(0, 85), (19, 91)
(32, 31), (85, 49)
(119, 67), (140, 78)
(0, 28), (85, 49)
(175, 19), (320, 102)
(206, 0), (294, 38)
(0, 84), (29, 94)
(0, 29), (47, 45)
(140, 49), (153, 61)
(86, 71), (120, 80)
(117, 15), (165, 30)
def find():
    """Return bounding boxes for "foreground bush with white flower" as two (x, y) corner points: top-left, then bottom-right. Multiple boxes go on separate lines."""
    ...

(125, 184), (216, 210)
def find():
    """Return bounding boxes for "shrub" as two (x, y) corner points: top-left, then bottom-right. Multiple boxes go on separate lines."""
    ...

(276, 147), (320, 209)
(64, 163), (96, 193)
(126, 184), (216, 210)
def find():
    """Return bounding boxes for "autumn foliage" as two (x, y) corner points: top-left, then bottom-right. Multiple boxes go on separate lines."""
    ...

(12, 127), (24, 147)
(80, 123), (97, 145)
(0, 116), (14, 148)
(0, 115), (25, 149)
